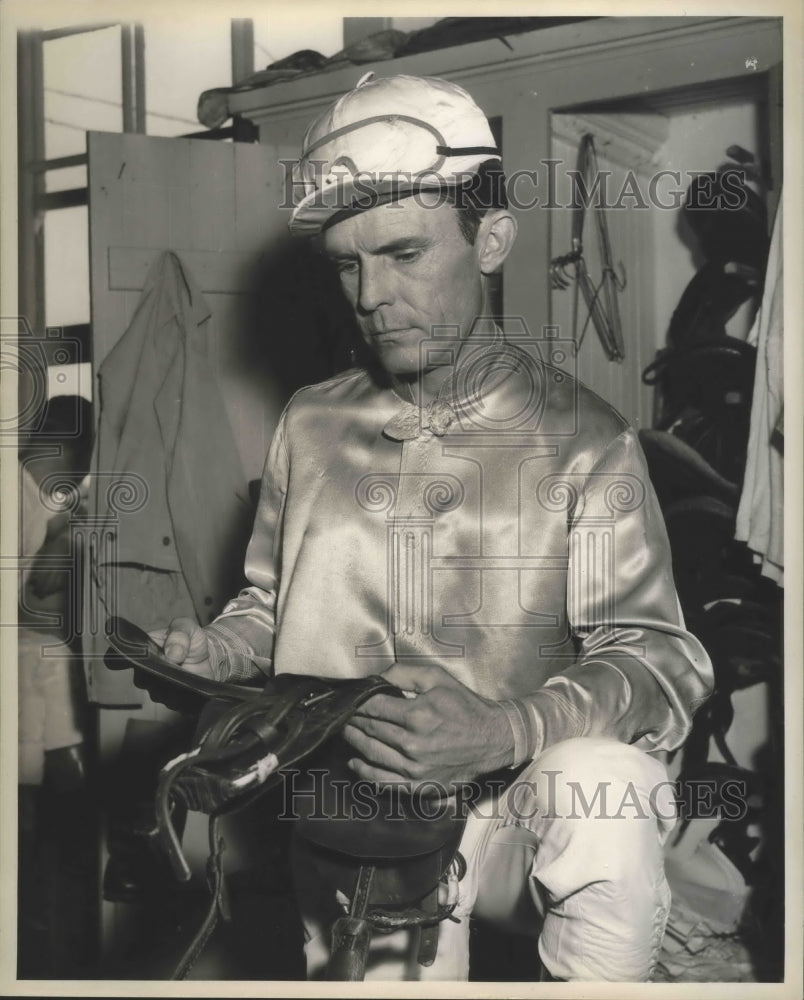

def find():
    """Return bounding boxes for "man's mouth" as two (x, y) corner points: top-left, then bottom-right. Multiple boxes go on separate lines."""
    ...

(370, 328), (413, 340)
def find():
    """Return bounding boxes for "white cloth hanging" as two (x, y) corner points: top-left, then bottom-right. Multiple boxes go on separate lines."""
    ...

(735, 191), (783, 585)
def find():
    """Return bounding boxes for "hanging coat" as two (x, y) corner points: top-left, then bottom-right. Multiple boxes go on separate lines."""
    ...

(92, 250), (254, 703)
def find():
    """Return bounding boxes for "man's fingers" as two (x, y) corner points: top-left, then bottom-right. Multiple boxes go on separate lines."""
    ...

(346, 756), (410, 791)
(381, 662), (453, 693)
(163, 631), (190, 664)
(346, 714), (412, 755)
(352, 692), (416, 727)
(168, 616), (201, 640)
(342, 723), (414, 776)
(155, 617), (207, 664)
(346, 758), (453, 800)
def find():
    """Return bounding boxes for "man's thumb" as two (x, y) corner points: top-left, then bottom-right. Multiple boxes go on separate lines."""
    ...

(163, 634), (188, 663)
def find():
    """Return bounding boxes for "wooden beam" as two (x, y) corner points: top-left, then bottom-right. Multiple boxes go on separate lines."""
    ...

(39, 188), (88, 211)
(27, 153), (88, 173)
(228, 16), (781, 119)
(121, 24), (146, 133)
(17, 31), (46, 337)
(231, 19), (255, 84)
(180, 121), (257, 142)
(40, 24), (118, 41)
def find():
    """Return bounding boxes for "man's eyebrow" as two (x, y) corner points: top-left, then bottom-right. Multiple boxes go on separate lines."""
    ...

(325, 235), (431, 261)
(371, 235), (431, 255)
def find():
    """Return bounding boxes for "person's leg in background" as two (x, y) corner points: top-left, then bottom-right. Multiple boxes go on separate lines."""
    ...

(18, 628), (88, 977)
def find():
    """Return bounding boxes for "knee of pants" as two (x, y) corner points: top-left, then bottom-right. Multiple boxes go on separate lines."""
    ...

(507, 738), (675, 826)
(503, 738), (676, 893)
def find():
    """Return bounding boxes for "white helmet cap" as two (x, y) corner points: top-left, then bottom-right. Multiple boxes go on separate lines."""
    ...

(288, 73), (501, 236)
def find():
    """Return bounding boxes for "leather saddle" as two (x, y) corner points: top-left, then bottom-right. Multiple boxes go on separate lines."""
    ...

(104, 617), (466, 980)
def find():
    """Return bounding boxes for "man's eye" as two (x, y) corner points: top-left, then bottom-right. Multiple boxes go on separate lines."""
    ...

(394, 250), (422, 264)
(337, 260), (359, 275)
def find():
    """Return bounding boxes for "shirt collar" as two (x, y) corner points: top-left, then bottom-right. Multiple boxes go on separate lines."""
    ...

(383, 323), (509, 441)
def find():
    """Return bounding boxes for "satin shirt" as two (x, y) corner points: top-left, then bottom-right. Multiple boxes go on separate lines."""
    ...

(205, 336), (713, 763)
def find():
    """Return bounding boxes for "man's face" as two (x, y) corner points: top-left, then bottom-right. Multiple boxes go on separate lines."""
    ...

(321, 198), (484, 378)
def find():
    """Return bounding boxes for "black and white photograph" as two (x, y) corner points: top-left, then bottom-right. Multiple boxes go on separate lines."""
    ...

(1, 2), (801, 994)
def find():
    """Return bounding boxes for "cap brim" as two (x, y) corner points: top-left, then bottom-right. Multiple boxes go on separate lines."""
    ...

(288, 157), (502, 236)
(288, 176), (444, 236)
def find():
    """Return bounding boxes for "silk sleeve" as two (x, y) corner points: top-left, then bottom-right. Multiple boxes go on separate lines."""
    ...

(506, 428), (714, 763)
(203, 408), (290, 683)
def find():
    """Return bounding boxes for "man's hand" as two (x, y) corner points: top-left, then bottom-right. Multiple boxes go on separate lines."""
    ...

(148, 617), (214, 679)
(342, 663), (515, 793)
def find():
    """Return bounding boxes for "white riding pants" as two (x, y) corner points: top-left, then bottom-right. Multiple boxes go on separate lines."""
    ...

(292, 737), (677, 982)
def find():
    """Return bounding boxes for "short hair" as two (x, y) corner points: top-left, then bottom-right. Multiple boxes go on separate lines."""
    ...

(446, 160), (509, 245)
(19, 395), (94, 474)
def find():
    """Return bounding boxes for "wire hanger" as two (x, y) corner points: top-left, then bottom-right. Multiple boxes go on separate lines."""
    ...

(549, 133), (627, 362)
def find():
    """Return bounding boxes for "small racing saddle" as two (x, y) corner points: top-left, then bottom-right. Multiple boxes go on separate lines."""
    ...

(104, 617), (466, 980)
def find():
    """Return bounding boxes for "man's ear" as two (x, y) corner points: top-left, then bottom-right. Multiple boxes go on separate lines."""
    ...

(477, 211), (518, 275)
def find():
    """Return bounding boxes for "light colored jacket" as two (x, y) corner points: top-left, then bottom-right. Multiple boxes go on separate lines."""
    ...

(94, 251), (253, 703)
(205, 331), (713, 761)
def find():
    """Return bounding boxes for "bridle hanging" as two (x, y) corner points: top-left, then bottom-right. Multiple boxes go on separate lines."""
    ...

(549, 132), (627, 361)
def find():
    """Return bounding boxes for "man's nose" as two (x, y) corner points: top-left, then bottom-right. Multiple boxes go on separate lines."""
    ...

(357, 259), (392, 313)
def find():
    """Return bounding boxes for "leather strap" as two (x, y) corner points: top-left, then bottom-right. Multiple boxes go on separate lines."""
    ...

(327, 866), (375, 981)
(172, 816), (230, 981)
(154, 675), (400, 881)
(415, 888), (441, 967)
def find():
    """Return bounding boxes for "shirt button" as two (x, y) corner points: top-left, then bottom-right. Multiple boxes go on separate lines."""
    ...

(162, 536), (171, 545)
(204, 596), (213, 606)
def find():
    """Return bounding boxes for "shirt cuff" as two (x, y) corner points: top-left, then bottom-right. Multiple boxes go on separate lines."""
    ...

(204, 621), (257, 683)
(499, 699), (543, 768)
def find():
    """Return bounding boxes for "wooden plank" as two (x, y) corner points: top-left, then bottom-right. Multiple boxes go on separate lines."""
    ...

(234, 138), (279, 252)
(87, 132), (127, 366)
(89, 133), (291, 499)
(189, 141), (237, 251)
(166, 137), (192, 250)
(497, 28), (780, 114)
(180, 125), (243, 141)
(87, 133), (294, 959)
(228, 17), (780, 120)
(549, 126), (657, 428)
(122, 134), (174, 249)
(37, 152), (88, 172)
(504, 99), (552, 335)
(39, 188), (88, 210)
(107, 245), (268, 292)
(41, 23), (117, 41)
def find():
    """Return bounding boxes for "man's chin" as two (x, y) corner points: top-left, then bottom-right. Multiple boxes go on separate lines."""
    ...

(367, 342), (420, 378)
